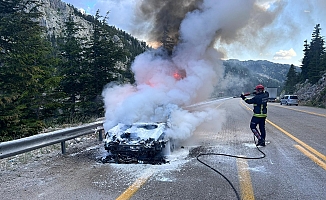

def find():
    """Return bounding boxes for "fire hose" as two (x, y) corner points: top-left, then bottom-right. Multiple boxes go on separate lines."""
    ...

(196, 136), (266, 200)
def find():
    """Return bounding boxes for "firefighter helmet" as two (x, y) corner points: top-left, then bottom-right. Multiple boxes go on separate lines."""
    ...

(255, 84), (264, 91)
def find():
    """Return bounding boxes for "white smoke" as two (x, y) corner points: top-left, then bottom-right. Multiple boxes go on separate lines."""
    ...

(102, 0), (257, 140)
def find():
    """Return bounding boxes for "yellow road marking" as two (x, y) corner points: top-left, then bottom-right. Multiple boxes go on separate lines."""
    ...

(116, 169), (154, 200)
(240, 100), (326, 167)
(215, 102), (225, 109)
(294, 145), (326, 171)
(117, 100), (325, 199)
(267, 119), (326, 162)
(240, 101), (252, 111)
(237, 159), (255, 200)
(269, 104), (326, 118)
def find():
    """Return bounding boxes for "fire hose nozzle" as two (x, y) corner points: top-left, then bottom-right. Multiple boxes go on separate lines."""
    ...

(234, 92), (255, 98)
(241, 91), (257, 97)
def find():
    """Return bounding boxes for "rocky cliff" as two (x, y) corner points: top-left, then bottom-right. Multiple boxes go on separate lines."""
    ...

(35, 0), (92, 38)
(295, 73), (326, 107)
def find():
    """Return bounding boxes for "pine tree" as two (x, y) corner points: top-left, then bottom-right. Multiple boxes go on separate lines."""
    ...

(321, 50), (326, 75)
(0, 0), (55, 141)
(300, 40), (310, 82)
(307, 24), (325, 84)
(284, 64), (298, 94)
(57, 14), (87, 119)
(84, 10), (128, 116)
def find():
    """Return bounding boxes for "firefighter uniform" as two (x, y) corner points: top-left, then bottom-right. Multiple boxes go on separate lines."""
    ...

(241, 85), (269, 146)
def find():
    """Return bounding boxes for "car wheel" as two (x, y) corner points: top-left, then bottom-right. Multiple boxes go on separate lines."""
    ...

(280, 102), (282, 105)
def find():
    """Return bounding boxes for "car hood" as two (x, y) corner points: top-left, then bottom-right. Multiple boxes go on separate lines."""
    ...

(105, 122), (167, 142)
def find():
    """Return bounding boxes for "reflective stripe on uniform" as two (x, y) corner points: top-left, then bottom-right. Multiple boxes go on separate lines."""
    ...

(253, 113), (267, 117)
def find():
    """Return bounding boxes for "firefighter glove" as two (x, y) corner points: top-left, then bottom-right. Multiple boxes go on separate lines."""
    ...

(240, 93), (246, 100)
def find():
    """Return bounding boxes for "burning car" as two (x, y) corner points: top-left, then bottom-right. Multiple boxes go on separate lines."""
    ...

(102, 122), (172, 164)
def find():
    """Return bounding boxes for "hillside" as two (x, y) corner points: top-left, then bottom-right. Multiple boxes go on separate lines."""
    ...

(214, 59), (300, 97)
(36, 0), (148, 61)
(218, 59), (325, 108)
(295, 73), (326, 108)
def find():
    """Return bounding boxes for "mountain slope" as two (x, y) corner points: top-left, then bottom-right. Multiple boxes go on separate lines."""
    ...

(36, 0), (147, 59)
(214, 59), (300, 97)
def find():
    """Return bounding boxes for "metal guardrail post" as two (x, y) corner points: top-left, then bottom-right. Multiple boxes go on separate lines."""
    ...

(61, 141), (66, 154)
(98, 129), (103, 141)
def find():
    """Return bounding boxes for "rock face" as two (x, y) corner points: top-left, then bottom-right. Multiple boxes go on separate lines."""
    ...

(295, 73), (326, 107)
(35, 0), (93, 38)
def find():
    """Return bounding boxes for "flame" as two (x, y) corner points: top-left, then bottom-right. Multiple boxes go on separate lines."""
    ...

(173, 69), (187, 80)
(173, 72), (182, 80)
(146, 81), (155, 87)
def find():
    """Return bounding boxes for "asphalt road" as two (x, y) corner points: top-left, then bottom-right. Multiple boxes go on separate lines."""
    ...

(1, 98), (325, 200)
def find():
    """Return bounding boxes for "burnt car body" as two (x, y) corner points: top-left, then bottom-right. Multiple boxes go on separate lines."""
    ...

(102, 122), (171, 164)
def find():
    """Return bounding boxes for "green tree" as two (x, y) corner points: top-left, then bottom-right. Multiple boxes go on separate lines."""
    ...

(0, 0), (55, 141)
(83, 10), (128, 116)
(321, 50), (326, 75)
(309, 24), (325, 84)
(300, 40), (310, 82)
(284, 64), (298, 94)
(57, 14), (88, 120)
(303, 24), (325, 84)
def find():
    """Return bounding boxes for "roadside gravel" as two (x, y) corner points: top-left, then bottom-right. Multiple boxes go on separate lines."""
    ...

(0, 133), (114, 200)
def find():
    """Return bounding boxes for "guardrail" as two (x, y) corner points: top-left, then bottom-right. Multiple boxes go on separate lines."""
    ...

(0, 121), (105, 159)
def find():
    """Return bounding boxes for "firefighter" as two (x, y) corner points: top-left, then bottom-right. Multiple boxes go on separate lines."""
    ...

(241, 84), (269, 146)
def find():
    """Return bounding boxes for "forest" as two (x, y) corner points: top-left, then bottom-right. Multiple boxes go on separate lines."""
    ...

(0, 0), (147, 141)
(285, 24), (326, 90)
(283, 24), (326, 106)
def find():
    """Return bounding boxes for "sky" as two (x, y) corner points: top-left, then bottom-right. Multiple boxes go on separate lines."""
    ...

(61, 0), (326, 67)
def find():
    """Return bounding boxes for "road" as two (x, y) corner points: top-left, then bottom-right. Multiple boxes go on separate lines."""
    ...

(1, 98), (325, 200)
